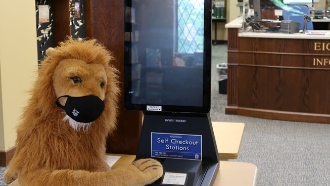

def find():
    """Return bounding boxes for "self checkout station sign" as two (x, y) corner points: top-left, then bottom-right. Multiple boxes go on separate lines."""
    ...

(151, 132), (202, 160)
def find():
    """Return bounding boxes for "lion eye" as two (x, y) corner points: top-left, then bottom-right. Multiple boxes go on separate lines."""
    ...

(69, 76), (82, 84)
(100, 82), (105, 88)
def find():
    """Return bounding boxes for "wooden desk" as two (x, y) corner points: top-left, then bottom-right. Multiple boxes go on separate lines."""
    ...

(214, 161), (257, 186)
(110, 154), (258, 186)
(10, 156), (257, 186)
(226, 17), (330, 123)
(212, 122), (245, 159)
(9, 122), (246, 186)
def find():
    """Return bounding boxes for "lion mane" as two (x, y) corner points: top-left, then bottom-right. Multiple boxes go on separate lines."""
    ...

(4, 39), (163, 186)
(7, 38), (120, 181)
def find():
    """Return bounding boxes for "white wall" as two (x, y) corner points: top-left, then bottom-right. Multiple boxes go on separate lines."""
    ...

(0, 0), (38, 150)
(212, 0), (241, 41)
(313, 0), (327, 12)
(0, 57), (4, 150)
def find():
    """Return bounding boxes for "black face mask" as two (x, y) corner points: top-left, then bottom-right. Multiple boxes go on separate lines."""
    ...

(56, 95), (105, 123)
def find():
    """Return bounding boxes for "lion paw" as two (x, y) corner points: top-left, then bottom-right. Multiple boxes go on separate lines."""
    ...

(133, 158), (163, 183)
(3, 169), (18, 184)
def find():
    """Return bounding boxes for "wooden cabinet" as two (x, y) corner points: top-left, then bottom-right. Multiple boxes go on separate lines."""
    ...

(226, 28), (330, 123)
(89, 0), (142, 154)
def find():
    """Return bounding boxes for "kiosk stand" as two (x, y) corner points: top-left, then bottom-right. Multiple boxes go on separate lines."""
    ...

(136, 112), (219, 186)
(123, 0), (215, 184)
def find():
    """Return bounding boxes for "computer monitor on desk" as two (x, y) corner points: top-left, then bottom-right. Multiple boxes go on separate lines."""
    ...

(249, 0), (283, 21)
(282, 5), (314, 30)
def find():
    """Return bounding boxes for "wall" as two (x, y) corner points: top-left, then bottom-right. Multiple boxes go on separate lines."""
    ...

(0, 0), (38, 150)
(0, 58), (4, 150)
(212, 0), (241, 41)
(313, 0), (327, 11)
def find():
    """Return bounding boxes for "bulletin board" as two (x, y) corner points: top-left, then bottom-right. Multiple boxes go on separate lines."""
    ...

(70, 0), (86, 39)
(36, 0), (55, 64)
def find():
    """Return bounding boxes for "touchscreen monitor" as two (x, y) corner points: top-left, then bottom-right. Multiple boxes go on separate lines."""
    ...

(124, 0), (211, 113)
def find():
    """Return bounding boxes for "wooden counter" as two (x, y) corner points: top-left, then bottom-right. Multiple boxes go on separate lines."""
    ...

(109, 154), (258, 186)
(10, 157), (257, 186)
(212, 122), (245, 159)
(9, 122), (247, 186)
(214, 161), (257, 186)
(226, 21), (330, 123)
(238, 31), (330, 39)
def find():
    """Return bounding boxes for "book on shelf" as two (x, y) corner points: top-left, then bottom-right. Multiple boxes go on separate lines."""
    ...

(134, 30), (139, 42)
(124, 46), (139, 64)
(132, 80), (140, 98)
(131, 46), (138, 63)
(220, 0), (225, 18)
(129, 31), (139, 42)
(214, 1), (225, 19)
(215, 2), (219, 18)
(214, 6), (218, 18)
(125, 7), (131, 22)
(132, 63), (141, 80)
(124, 6), (136, 23)
(131, 7), (136, 23)
(219, 7), (225, 18)
(125, 32), (131, 41)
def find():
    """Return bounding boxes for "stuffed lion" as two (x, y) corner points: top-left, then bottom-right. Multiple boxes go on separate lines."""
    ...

(4, 39), (163, 186)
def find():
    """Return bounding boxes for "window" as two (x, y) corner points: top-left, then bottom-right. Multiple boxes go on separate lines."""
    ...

(178, 0), (204, 54)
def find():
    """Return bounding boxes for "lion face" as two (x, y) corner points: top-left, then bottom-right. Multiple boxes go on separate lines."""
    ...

(52, 59), (108, 131)
(53, 59), (107, 104)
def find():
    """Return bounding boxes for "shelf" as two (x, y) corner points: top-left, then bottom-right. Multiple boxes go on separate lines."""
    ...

(125, 21), (138, 25)
(212, 18), (227, 22)
(124, 41), (139, 44)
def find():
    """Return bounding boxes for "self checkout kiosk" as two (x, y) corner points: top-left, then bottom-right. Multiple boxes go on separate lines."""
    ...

(124, 0), (219, 185)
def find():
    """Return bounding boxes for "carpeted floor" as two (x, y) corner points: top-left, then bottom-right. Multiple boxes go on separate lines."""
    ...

(210, 44), (330, 186)
(0, 167), (6, 186)
(1, 44), (330, 185)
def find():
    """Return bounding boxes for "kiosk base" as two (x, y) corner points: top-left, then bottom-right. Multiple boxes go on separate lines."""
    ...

(151, 159), (219, 186)
(136, 112), (220, 186)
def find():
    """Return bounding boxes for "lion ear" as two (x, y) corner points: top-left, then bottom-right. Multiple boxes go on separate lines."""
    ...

(46, 47), (56, 57)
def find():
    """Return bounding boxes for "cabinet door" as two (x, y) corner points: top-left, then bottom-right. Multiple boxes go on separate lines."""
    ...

(90, 0), (142, 154)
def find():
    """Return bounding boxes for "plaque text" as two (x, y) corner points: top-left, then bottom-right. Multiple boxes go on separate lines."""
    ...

(314, 42), (330, 51)
(313, 58), (330, 66)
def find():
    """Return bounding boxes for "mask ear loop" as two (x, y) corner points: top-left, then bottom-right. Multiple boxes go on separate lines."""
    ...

(55, 95), (69, 109)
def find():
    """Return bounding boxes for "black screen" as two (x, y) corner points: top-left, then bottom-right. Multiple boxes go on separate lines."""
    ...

(124, 0), (211, 113)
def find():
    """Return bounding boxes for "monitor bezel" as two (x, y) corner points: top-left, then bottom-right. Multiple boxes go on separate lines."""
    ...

(282, 0), (313, 4)
(123, 0), (212, 114)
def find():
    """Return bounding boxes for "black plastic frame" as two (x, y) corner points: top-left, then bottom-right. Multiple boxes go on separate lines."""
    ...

(124, 0), (212, 113)
(136, 112), (219, 186)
